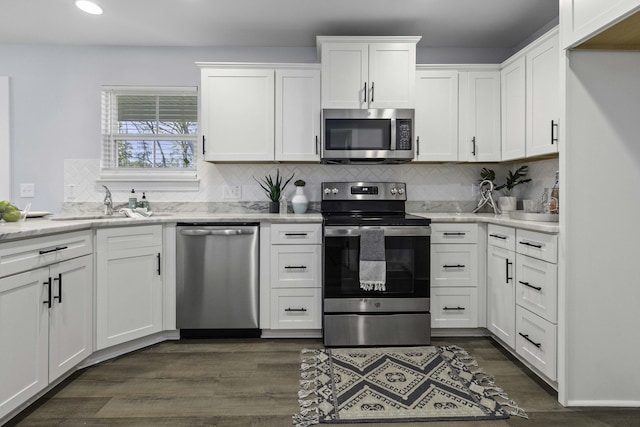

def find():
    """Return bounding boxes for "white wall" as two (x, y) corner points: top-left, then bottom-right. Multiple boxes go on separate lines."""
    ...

(564, 51), (640, 405)
(0, 76), (9, 200)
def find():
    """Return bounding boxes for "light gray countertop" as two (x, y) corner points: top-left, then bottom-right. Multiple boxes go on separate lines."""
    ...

(0, 211), (558, 242)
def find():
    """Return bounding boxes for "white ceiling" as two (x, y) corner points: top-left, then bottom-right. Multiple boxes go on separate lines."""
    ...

(0, 0), (559, 49)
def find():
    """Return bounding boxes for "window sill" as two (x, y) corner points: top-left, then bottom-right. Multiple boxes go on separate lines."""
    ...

(97, 173), (200, 192)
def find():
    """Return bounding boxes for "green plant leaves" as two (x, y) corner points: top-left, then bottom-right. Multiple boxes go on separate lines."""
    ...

(253, 169), (294, 202)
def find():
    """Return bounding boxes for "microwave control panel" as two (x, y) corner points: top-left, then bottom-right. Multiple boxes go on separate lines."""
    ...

(396, 119), (412, 150)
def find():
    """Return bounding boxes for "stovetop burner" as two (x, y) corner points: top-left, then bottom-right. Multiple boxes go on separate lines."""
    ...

(321, 182), (430, 227)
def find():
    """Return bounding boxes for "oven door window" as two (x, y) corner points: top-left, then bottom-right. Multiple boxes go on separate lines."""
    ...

(324, 234), (429, 298)
(324, 119), (391, 150)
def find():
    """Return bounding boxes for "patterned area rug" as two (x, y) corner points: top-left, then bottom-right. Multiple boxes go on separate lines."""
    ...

(293, 345), (527, 426)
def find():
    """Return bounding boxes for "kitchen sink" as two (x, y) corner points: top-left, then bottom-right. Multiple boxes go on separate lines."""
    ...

(50, 213), (172, 221)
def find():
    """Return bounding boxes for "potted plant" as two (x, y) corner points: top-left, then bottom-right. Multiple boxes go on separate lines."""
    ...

(480, 165), (531, 212)
(253, 169), (294, 213)
(291, 179), (309, 214)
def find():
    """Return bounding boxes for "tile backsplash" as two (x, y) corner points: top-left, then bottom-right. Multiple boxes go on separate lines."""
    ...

(64, 157), (559, 212)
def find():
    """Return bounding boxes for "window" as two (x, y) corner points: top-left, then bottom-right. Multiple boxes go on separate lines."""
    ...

(101, 86), (198, 179)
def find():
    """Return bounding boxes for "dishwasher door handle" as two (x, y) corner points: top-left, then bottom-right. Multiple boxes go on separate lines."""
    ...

(179, 229), (255, 236)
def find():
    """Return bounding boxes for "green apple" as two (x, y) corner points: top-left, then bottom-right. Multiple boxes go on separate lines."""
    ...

(2, 206), (22, 222)
(0, 200), (9, 212)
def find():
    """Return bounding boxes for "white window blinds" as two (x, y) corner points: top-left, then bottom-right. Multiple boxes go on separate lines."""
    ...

(101, 86), (198, 172)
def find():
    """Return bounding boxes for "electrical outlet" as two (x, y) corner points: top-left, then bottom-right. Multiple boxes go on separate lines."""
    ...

(223, 185), (241, 200)
(20, 183), (35, 198)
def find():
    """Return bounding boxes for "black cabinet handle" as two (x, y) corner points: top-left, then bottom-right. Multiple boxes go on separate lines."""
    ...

(443, 264), (465, 268)
(443, 306), (465, 311)
(53, 273), (62, 304)
(416, 136), (420, 156)
(551, 120), (559, 145)
(363, 82), (367, 103)
(519, 241), (543, 249)
(519, 332), (542, 348)
(157, 253), (161, 275)
(443, 232), (466, 236)
(315, 135), (319, 155)
(285, 307), (307, 312)
(505, 259), (513, 283)
(519, 280), (542, 291)
(202, 135), (206, 155)
(472, 136), (476, 156)
(284, 265), (307, 269)
(39, 246), (68, 255)
(371, 81), (374, 103)
(489, 233), (507, 240)
(43, 277), (52, 308)
(285, 233), (308, 236)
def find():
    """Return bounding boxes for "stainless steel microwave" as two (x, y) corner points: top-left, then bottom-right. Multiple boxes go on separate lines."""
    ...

(321, 109), (415, 164)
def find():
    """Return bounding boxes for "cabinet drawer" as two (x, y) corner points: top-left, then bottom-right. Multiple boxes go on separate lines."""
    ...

(487, 224), (516, 251)
(271, 223), (322, 245)
(431, 287), (478, 328)
(98, 225), (162, 255)
(516, 229), (557, 263)
(516, 255), (557, 323)
(0, 231), (93, 278)
(270, 245), (321, 288)
(430, 244), (478, 287)
(431, 223), (478, 244)
(271, 288), (321, 329)
(515, 306), (557, 381)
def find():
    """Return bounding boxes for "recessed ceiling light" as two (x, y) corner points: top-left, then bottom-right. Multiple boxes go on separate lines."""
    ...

(75, 0), (103, 15)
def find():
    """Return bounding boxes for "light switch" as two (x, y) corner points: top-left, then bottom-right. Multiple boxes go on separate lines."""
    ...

(20, 183), (35, 198)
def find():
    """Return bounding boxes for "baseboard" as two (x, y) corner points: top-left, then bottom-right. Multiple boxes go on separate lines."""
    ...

(431, 328), (490, 338)
(566, 400), (640, 407)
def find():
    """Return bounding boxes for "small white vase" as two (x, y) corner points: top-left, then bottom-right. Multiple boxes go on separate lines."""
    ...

(291, 186), (308, 214)
(498, 196), (517, 212)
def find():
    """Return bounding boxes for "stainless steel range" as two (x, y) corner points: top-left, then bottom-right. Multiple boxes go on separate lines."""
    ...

(321, 182), (431, 347)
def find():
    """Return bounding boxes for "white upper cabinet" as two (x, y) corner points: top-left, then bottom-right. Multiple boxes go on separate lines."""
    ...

(318, 37), (420, 109)
(199, 64), (321, 162)
(526, 32), (560, 158)
(500, 28), (559, 161)
(275, 69), (321, 161)
(459, 71), (501, 162)
(501, 57), (526, 160)
(200, 68), (275, 161)
(560, 0), (640, 49)
(414, 70), (459, 162)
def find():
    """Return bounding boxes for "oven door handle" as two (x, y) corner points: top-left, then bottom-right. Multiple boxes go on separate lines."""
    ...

(324, 226), (431, 237)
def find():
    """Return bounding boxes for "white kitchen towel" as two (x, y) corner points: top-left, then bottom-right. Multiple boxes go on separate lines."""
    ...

(359, 228), (386, 291)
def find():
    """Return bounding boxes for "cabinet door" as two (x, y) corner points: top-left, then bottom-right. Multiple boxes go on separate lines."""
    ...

(368, 43), (416, 109)
(321, 43), (368, 109)
(415, 70), (459, 161)
(526, 34), (560, 158)
(275, 69), (321, 161)
(460, 71), (501, 162)
(0, 269), (49, 420)
(431, 287), (478, 328)
(270, 245), (321, 289)
(501, 56), (526, 160)
(487, 246), (516, 348)
(48, 255), (93, 382)
(516, 254), (558, 323)
(270, 288), (321, 330)
(201, 68), (274, 161)
(96, 226), (163, 350)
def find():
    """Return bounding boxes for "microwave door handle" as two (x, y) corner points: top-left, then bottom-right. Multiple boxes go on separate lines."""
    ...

(390, 117), (397, 150)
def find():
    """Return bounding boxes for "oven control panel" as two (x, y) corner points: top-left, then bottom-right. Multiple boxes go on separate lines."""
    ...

(322, 182), (407, 201)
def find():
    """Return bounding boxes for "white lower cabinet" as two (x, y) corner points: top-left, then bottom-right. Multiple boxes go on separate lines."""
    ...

(0, 233), (93, 421)
(267, 223), (322, 331)
(431, 287), (478, 328)
(515, 306), (557, 380)
(271, 288), (321, 329)
(96, 225), (163, 350)
(487, 244), (516, 348)
(430, 223), (480, 329)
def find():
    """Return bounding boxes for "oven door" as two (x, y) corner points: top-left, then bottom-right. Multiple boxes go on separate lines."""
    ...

(323, 226), (430, 305)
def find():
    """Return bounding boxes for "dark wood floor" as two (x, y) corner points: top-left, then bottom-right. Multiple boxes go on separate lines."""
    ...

(5, 337), (640, 427)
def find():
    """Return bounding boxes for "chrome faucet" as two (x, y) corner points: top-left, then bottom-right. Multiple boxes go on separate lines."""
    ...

(102, 185), (113, 215)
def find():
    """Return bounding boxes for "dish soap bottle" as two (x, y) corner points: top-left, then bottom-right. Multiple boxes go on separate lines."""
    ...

(139, 192), (150, 210)
(128, 189), (137, 209)
(549, 171), (559, 214)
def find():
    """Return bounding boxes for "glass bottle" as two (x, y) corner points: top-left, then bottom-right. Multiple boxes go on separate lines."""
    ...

(541, 188), (550, 214)
(549, 171), (559, 214)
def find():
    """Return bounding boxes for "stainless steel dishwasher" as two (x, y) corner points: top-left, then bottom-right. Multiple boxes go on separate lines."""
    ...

(176, 223), (259, 337)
